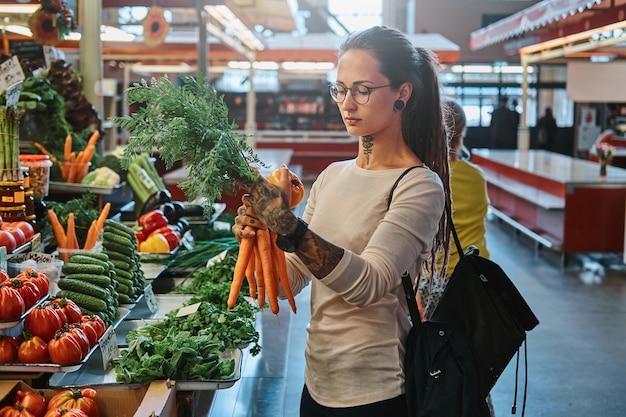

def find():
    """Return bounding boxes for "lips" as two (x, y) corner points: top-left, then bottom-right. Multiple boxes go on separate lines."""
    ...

(344, 116), (360, 125)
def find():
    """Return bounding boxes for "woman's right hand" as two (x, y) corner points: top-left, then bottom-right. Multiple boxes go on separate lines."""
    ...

(232, 193), (268, 241)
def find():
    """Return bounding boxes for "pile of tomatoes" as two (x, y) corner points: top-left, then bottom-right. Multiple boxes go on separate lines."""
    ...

(0, 387), (100, 417)
(0, 296), (107, 365)
(0, 269), (49, 321)
(0, 220), (36, 253)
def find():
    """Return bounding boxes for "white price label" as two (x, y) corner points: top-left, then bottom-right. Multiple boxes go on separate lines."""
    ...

(5, 82), (21, 108)
(0, 56), (25, 93)
(176, 302), (201, 317)
(144, 284), (158, 313)
(43, 46), (65, 68)
(98, 325), (119, 370)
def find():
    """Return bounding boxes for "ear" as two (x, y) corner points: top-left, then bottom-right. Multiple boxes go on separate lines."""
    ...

(398, 82), (413, 102)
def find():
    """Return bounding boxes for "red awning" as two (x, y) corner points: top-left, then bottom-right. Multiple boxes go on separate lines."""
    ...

(469, 0), (603, 51)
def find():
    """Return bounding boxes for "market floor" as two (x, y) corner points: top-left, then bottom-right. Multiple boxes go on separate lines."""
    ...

(207, 215), (626, 417)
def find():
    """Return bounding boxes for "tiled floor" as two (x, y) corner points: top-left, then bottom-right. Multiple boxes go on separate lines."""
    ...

(207, 215), (626, 417)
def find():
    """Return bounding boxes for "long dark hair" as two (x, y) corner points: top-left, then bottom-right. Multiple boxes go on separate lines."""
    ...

(339, 26), (451, 276)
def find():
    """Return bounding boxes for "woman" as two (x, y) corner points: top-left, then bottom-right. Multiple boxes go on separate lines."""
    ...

(537, 107), (558, 150)
(419, 98), (490, 318)
(234, 26), (451, 416)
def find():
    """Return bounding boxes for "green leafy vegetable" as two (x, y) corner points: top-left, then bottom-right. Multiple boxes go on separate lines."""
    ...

(113, 74), (261, 207)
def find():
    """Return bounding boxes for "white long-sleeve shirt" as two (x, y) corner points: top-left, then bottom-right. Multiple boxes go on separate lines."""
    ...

(284, 159), (444, 408)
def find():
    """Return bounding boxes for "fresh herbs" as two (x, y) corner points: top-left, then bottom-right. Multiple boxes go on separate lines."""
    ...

(113, 74), (261, 206)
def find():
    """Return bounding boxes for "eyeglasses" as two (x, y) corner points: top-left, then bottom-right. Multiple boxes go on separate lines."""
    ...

(329, 83), (392, 105)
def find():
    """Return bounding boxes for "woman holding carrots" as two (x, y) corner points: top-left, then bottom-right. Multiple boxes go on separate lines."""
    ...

(233, 26), (451, 416)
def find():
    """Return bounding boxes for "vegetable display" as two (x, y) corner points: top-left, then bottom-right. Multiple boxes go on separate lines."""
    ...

(113, 74), (261, 209)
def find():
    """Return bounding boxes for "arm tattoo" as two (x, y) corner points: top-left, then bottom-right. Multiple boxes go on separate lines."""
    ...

(249, 176), (345, 279)
(296, 231), (344, 279)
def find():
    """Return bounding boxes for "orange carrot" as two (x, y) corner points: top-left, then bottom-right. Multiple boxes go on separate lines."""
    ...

(87, 130), (100, 147)
(95, 202), (111, 233)
(228, 230), (255, 309)
(271, 231), (297, 313)
(63, 134), (72, 163)
(47, 209), (66, 250)
(245, 246), (257, 299)
(257, 228), (279, 314)
(83, 220), (99, 250)
(66, 212), (79, 250)
(254, 244), (266, 308)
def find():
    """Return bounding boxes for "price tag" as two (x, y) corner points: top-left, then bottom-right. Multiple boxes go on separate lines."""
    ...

(0, 247), (6, 272)
(143, 284), (158, 313)
(176, 302), (201, 317)
(0, 56), (25, 93)
(98, 325), (119, 370)
(5, 82), (22, 108)
(43, 46), (65, 68)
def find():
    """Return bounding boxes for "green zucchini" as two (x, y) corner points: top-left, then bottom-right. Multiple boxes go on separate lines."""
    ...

(56, 290), (108, 312)
(58, 278), (112, 300)
(62, 262), (106, 276)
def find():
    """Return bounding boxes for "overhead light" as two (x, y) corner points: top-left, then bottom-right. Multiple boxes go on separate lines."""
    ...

(131, 62), (197, 75)
(228, 61), (280, 70)
(0, 5), (40, 14)
(205, 5), (265, 52)
(281, 62), (335, 71)
(56, 25), (137, 42)
(0, 25), (32, 37)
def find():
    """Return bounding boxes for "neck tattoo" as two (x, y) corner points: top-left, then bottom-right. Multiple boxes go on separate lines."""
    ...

(362, 135), (374, 165)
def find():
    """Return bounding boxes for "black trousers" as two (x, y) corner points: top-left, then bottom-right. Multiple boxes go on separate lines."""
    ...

(300, 385), (408, 417)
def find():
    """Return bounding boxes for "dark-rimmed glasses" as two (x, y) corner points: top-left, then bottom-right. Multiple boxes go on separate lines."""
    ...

(329, 83), (392, 105)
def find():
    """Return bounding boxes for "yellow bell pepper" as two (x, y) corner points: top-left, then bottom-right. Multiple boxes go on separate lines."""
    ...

(139, 233), (170, 253)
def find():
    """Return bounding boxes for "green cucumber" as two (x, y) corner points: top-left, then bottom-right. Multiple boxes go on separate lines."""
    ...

(64, 273), (112, 288)
(58, 278), (111, 300)
(104, 250), (131, 263)
(110, 259), (131, 271)
(103, 241), (134, 257)
(103, 231), (135, 248)
(78, 251), (110, 263)
(62, 262), (106, 276)
(115, 276), (134, 290)
(68, 254), (110, 270)
(118, 293), (133, 304)
(113, 268), (133, 281)
(103, 219), (136, 237)
(56, 290), (108, 312)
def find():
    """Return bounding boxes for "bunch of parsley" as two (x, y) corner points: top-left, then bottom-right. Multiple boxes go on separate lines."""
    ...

(113, 74), (261, 205)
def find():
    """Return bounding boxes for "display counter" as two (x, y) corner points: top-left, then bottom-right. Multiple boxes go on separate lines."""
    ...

(471, 149), (626, 256)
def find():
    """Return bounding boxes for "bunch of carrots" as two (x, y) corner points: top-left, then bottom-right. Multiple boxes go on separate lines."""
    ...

(227, 169), (305, 315)
(35, 130), (99, 183)
(48, 202), (111, 262)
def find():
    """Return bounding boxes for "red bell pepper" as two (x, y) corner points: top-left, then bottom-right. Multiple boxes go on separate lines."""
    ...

(149, 225), (181, 251)
(138, 209), (169, 235)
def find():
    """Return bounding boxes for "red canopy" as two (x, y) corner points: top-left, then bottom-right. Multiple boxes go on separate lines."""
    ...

(469, 0), (603, 50)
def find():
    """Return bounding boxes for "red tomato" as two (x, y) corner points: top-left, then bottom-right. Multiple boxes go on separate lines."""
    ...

(80, 315), (106, 339)
(17, 333), (48, 363)
(5, 221), (35, 242)
(48, 330), (83, 365)
(0, 269), (9, 282)
(5, 226), (26, 247)
(0, 284), (25, 320)
(18, 269), (50, 298)
(0, 335), (19, 363)
(75, 322), (97, 347)
(43, 410), (88, 417)
(46, 389), (99, 417)
(0, 229), (17, 253)
(0, 405), (36, 417)
(50, 298), (82, 324)
(5, 278), (41, 309)
(25, 304), (65, 342)
(267, 168), (305, 208)
(66, 324), (91, 356)
(14, 390), (47, 417)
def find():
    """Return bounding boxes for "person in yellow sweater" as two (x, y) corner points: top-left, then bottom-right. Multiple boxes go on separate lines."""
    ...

(419, 98), (490, 318)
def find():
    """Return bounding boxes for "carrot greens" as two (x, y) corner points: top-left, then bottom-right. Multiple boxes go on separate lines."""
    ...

(112, 74), (260, 206)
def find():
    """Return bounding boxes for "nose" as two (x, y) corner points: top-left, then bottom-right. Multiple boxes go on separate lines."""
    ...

(339, 91), (358, 110)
